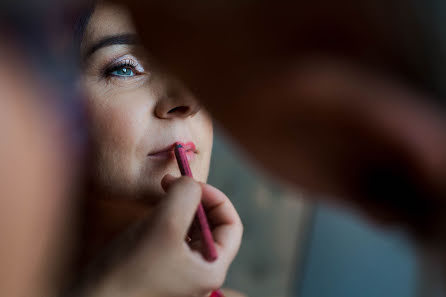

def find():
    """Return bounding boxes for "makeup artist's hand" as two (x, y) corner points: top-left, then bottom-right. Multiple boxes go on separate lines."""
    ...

(116, 0), (446, 240)
(82, 175), (242, 297)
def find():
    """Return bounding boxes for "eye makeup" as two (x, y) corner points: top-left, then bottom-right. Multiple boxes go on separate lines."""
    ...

(102, 54), (145, 79)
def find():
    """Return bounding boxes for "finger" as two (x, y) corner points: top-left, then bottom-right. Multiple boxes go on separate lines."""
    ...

(161, 173), (178, 192)
(163, 175), (203, 244)
(200, 184), (243, 262)
(200, 183), (241, 227)
(212, 223), (242, 265)
(152, 176), (202, 242)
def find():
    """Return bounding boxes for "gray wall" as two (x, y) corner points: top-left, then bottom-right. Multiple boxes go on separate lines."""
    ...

(208, 131), (310, 297)
(297, 206), (418, 297)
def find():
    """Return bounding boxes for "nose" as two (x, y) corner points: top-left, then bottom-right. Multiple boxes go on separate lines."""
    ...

(154, 79), (201, 119)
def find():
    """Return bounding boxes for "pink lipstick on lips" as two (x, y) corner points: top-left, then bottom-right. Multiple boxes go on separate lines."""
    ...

(178, 142), (196, 161)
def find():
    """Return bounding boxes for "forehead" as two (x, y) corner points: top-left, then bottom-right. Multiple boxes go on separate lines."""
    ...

(83, 3), (136, 47)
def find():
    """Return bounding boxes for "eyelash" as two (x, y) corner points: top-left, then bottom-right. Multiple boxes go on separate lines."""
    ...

(103, 58), (142, 78)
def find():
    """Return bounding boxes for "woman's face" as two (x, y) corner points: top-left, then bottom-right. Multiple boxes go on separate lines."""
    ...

(80, 3), (213, 200)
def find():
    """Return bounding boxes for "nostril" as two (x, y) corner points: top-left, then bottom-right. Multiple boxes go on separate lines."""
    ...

(168, 106), (189, 114)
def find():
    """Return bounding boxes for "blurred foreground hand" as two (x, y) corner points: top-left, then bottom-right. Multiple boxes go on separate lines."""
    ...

(119, 0), (446, 242)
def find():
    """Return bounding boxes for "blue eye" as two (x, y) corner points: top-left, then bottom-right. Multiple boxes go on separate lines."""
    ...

(110, 66), (135, 77)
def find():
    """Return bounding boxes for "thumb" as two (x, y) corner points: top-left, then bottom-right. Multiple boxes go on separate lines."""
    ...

(151, 176), (202, 242)
(160, 173), (178, 192)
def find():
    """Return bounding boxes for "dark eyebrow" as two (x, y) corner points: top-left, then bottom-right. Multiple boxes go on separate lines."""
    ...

(84, 33), (139, 59)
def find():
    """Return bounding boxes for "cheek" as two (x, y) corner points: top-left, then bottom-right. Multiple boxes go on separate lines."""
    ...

(85, 86), (154, 184)
(202, 112), (214, 151)
(192, 111), (214, 181)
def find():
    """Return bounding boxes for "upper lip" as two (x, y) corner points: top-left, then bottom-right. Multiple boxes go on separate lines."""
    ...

(148, 142), (197, 156)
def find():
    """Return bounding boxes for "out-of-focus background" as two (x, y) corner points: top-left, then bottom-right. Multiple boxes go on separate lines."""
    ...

(209, 130), (422, 297)
(208, 130), (311, 297)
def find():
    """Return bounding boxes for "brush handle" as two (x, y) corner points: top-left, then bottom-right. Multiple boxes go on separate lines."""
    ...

(174, 144), (218, 262)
